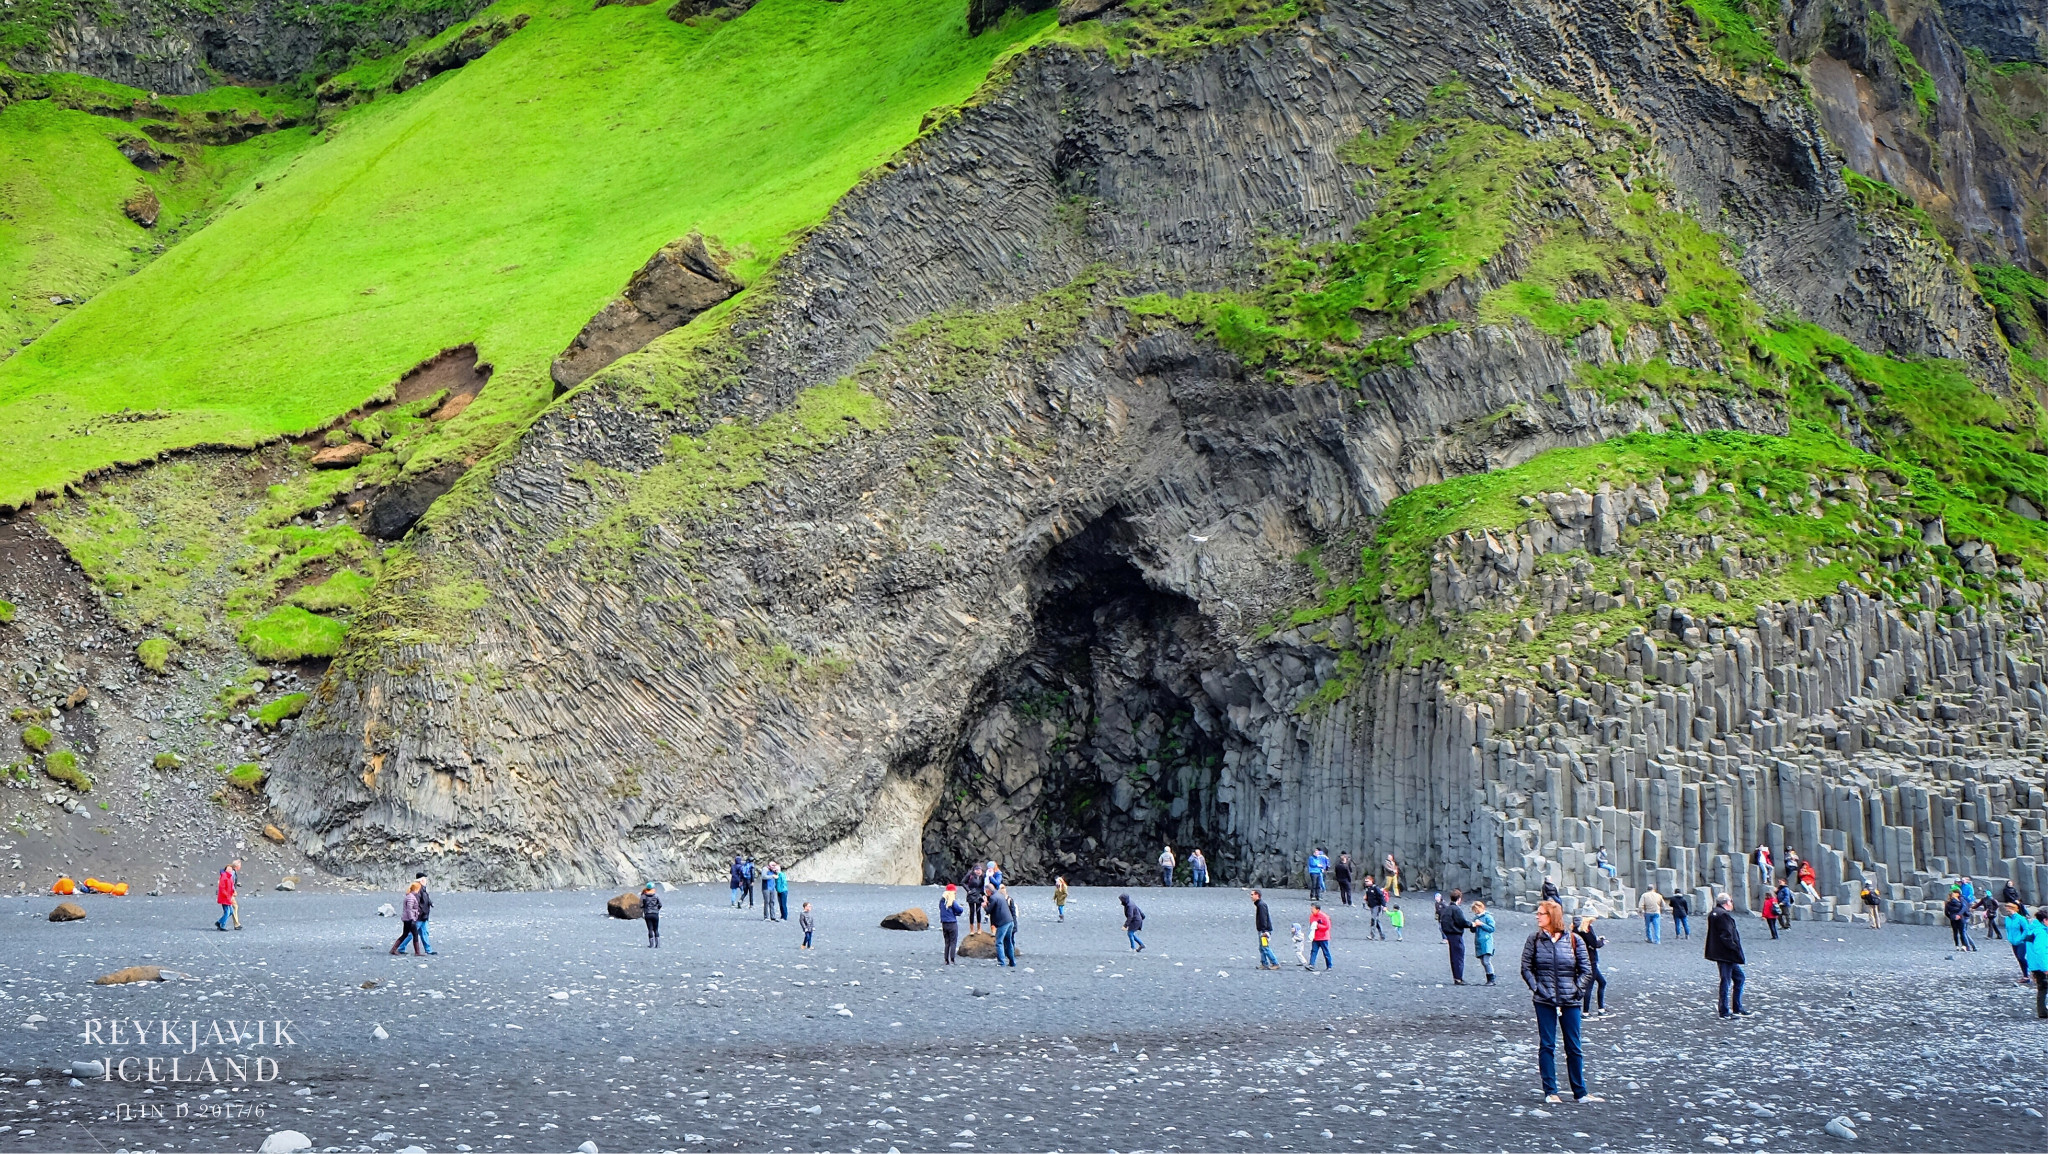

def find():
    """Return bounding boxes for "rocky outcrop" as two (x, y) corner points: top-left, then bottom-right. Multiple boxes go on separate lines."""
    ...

(550, 234), (743, 395)
(265, 0), (2035, 892)
(11, 0), (488, 95)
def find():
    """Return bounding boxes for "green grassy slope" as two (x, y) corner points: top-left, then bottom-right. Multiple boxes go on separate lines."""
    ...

(0, 0), (1052, 508)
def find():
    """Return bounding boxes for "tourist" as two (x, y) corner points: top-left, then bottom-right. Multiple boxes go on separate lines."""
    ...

(1575, 915), (1608, 1016)
(413, 871), (438, 955)
(989, 885), (1018, 966)
(1594, 847), (1617, 880)
(1945, 888), (1975, 951)
(1364, 877), (1388, 939)
(1053, 876), (1069, 921)
(761, 862), (779, 920)
(1438, 889), (1472, 983)
(1761, 890), (1780, 939)
(1975, 889), (2002, 939)
(775, 866), (790, 921)
(1540, 877), (1560, 903)
(1159, 845), (1176, 887)
(799, 901), (814, 949)
(1389, 901), (1405, 941)
(390, 880), (425, 956)
(2026, 907), (2048, 1019)
(1669, 890), (1691, 938)
(741, 854), (756, 908)
(1335, 853), (1354, 905)
(938, 884), (964, 965)
(986, 860), (1005, 890)
(1773, 881), (1794, 931)
(640, 882), (661, 948)
(2000, 878), (2022, 907)
(214, 859), (241, 932)
(1251, 889), (1278, 969)
(1383, 852), (1401, 896)
(1705, 894), (1747, 1017)
(1190, 849), (1209, 887)
(1859, 880), (1884, 930)
(1519, 899), (1597, 1104)
(1639, 885), (1666, 944)
(964, 863), (987, 933)
(1307, 848), (1329, 900)
(1959, 875), (1977, 913)
(1754, 844), (1772, 889)
(1469, 900), (1497, 984)
(1120, 893), (1145, 952)
(2003, 902), (2031, 981)
(1782, 849), (1801, 886)
(1309, 902), (1333, 970)
(1797, 860), (1819, 901)
(729, 855), (745, 908)
(1290, 922), (1309, 968)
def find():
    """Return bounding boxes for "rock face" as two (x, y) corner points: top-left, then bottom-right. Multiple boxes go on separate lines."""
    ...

(880, 907), (929, 930)
(549, 233), (743, 394)
(267, 0), (2046, 892)
(10, 0), (487, 94)
(50, 902), (85, 921)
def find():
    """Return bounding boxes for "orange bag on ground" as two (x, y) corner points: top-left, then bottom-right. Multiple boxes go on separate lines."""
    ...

(83, 877), (128, 896)
(51, 877), (77, 895)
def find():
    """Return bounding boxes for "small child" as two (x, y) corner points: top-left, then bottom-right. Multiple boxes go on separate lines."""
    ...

(1388, 902), (1405, 941)
(799, 902), (815, 949)
(1054, 876), (1069, 922)
(1290, 922), (1309, 969)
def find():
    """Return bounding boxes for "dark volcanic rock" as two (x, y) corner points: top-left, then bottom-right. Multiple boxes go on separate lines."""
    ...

(880, 907), (929, 930)
(550, 233), (741, 394)
(393, 14), (530, 92)
(50, 902), (86, 922)
(605, 893), (642, 919)
(363, 463), (465, 540)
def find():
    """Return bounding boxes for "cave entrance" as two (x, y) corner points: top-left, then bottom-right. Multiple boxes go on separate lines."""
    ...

(923, 515), (1236, 886)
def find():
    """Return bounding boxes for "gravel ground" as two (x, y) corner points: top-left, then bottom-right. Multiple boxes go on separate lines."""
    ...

(2, 883), (2044, 1153)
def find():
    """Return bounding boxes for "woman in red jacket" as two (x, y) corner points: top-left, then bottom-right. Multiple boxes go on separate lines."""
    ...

(214, 858), (242, 931)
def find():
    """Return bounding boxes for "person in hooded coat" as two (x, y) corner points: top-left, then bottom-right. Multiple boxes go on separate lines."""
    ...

(640, 882), (662, 948)
(1120, 893), (1145, 952)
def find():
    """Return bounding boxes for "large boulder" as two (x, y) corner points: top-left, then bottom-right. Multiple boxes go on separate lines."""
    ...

(606, 893), (643, 920)
(880, 907), (929, 931)
(310, 441), (373, 469)
(958, 930), (997, 958)
(49, 902), (86, 922)
(95, 966), (164, 985)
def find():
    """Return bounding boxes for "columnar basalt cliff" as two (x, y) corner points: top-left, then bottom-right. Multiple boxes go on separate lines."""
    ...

(253, 0), (2047, 900)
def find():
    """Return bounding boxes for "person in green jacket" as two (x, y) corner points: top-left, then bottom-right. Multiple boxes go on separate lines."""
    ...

(1388, 902), (1405, 941)
(1469, 900), (1498, 985)
(775, 868), (790, 921)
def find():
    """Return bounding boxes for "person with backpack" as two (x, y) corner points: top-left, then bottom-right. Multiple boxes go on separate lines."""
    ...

(1760, 890), (1780, 940)
(1774, 881), (1794, 931)
(1705, 894), (1747, 1018)
(1251, 889), (1279, 969)
(640, 882), (662, 948)
(1383, 853), (1401, 896)
(1520, 899), (1598, 1104)
(728, 856), (745, 908)
(740, 855), (757, 909)
(1364, 878), (1388, 939)
(1859, 880), (1883, 930)
(1120, 893), (1145, 952)
(938, 884), (964, 965)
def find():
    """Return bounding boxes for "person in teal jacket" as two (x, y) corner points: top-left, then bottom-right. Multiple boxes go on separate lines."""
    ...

(2006, 902), (2033, 982)
(1469, 900), (1499, 985)
(776, 868), (790, 921)
(2024, 906), (2048, 1019)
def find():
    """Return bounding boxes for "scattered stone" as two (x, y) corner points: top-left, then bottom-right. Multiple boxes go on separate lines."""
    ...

(263, 824), (287, 843)
(276, 876), (298, 891)
(62, 686), (89, 709)
(122, 187), (160, 228)
(257, 1130), (312, 1154)
(371, 1024), (389, 1040)
(880, 908), (929, 931)
(377, 903), (396, 917)
(94, 966), (164, 985)
(1825, 1117), (1858, 1141)
(606, 892), (643, 920)
(72, 1059), (105, 1076)
(49, 902), (86, 922)
(310, 441), (374, 469)
(958, 930), (997, 958)
(577, 1142), (600, 1154)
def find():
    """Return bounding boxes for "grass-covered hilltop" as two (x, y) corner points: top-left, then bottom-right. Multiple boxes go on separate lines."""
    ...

(1, 0), (2047, 899)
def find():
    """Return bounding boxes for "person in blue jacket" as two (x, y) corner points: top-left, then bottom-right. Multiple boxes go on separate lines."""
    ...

(938, 884), (965, 965)
(2022, 906), (2048, 1019)
(2005, 901), (2033, 982)
(729, 856), (746, 909)
(1469, 900), (1498, 985)
(1306, 849), (1329, 901)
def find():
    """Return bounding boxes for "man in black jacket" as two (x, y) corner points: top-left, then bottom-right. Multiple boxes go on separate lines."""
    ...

(1669, 891), (1692, 938)
(1438, 889), (1473, 984)
(414, 872), (437, 955)
(1251, 889), (1278, 969)
(1704, 894), (1747, 1017)
(988, 885), (1018, 967)
(1363, 879), (1388, 939)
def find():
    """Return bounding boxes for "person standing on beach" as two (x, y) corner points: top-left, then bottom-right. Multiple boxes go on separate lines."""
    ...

(1383, 853), (1401, 896)
(1159, 845), (1176, 887)
(1120, 893), (1145, 952)
(1308, 902), (1333, 970)
(799, 902), (815, 950)
(729, 855), (746, 908)
(1190, 849), (1209, 887)
(1705, 894), (1748, 1017)
(1575, 915), (1608, 1015)
(938, 884), (964, 965)
(1438, 889), (1472, 984)
(1668, 891), (1691, 939)
(1053, 876), (1069, 921)
(1364, 878), (1388, 939)
(761, 862), (779, 920)
(741, 855), (757, 909)
(640, 882), (662, 948)
(1469, 900), (1497, 985)
(989, 885), (1018, 966)
(1335, 853), (1354, 906)
(214, 859), (242, 932)
(1639, 886), (1666, 944)
(1520, 899), (1598, 1105)
(1251, 889), (1278, 969)
(1306, 848), (1329, 901)
(776, 867), (790, 921)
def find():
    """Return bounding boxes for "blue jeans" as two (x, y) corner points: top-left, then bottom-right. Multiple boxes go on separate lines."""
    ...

(730, 885), (741, 906)
(1308, 873), (1324, 899)
(1192, 871), (1206, 887)
(1161, 867), (1173, 887)
(1673, 914), (1689, 937)
(1534, 1003), (1587, 1098)
(1259, 939), (1278, 967)
(1717, 961), (1746, 1015)
(217, 903), (234, 929)
(1309, 939), (1332, 969)
(416, 918), (433, 953)
(1645, 913), (1662, 943)
(1127, 930), (1143, 950)
(995, 924), (1016, 965)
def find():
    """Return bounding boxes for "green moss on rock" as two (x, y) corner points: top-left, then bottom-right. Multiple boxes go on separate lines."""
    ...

(20, 725), (52, 753)
(252, 693), (310, 730)
(225, 762), (267, 792)
(44, 749), (90, 792)
(135, 636), (173, 674)
(238, 605), (348, 662)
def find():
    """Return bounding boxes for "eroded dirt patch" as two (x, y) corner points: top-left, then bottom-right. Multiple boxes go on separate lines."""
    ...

(394, 343), (493, 405)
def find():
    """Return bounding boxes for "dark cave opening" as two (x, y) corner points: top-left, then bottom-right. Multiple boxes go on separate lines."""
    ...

(923, 515), (1240, 886)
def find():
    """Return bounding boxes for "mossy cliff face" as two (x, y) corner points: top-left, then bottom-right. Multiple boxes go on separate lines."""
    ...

(262, 0), (2043, 889)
